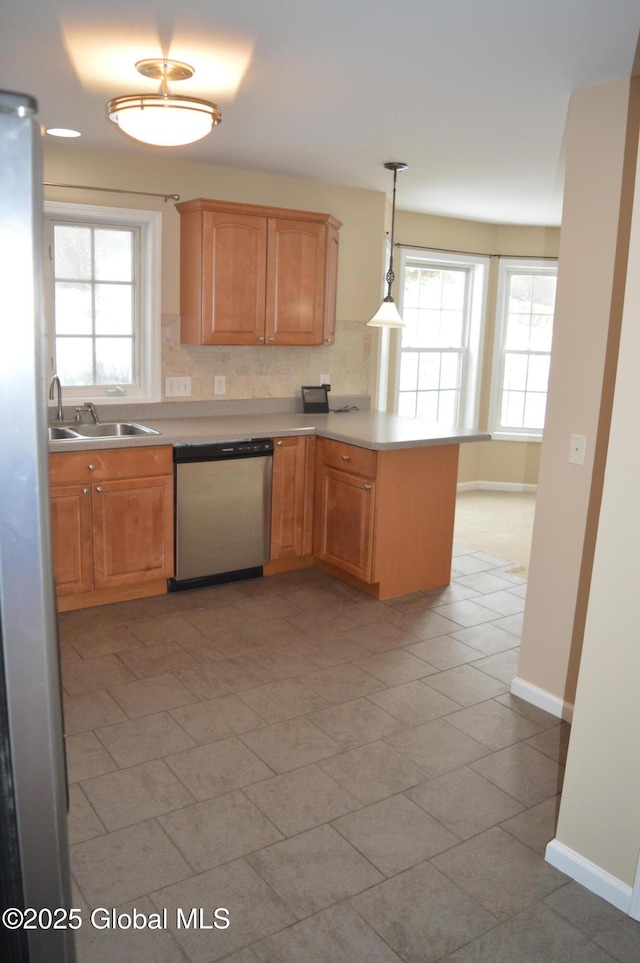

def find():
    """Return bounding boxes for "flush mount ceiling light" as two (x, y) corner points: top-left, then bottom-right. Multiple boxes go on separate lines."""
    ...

(367, 161), (408, 328)
(107, 58), (222, 147)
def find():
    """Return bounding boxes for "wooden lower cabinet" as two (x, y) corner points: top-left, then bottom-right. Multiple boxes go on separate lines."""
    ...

(50, 446), (174, 610)
(313, 437), (460, 599)
(267, 435), (315, 570)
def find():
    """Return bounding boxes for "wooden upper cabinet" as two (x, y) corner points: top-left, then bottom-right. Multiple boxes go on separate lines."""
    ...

(177, 198), (341, 346)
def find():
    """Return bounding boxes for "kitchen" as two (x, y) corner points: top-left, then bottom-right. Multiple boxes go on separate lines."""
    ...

(2, 3), (640, 961)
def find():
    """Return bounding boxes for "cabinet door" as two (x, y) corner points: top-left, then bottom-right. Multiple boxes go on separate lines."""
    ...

(50, 484), (93, 596)
(92, 475), (174, 588)
(270, 436), (315, 559)
(265, 219), (326, 344)
(201, 211), (267, 344)
(314, 466), (375, 581)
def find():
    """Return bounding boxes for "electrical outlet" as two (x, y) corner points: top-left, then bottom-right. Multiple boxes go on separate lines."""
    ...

(569, 433), (586, 466)
(214, 375), (226, 396)
(165, 376), (191, 397)
(320, 373), (331, 386)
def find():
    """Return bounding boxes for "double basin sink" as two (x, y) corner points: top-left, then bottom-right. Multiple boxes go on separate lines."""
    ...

(48, 422), (159, 441)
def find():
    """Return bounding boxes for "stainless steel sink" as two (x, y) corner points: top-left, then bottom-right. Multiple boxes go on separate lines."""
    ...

(47, 425), (81, 440)
(73, 422), (160, 437)
(48, 422), (159, 441)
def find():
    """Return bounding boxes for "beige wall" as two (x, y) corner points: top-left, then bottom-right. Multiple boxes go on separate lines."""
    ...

(43, 144), (386, 402)
(43, 144), (558, 488)
(394, 210), (559, 487)
(550, 76), (640, 893)
(517, 79), (634, 709)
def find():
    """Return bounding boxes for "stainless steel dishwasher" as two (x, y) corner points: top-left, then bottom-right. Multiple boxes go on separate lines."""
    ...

(169, 439), (273, 591)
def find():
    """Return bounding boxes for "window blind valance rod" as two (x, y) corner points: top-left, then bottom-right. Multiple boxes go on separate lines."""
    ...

(43, 182), (179, 202)
(395, 241), (557, 261)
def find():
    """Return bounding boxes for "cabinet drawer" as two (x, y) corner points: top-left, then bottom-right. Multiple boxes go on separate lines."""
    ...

(321, 438), (376, 478)
(50, 445), (173, 484)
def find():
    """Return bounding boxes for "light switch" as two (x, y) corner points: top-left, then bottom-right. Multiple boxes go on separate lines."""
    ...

(569, 434), (586, 466)
(214, 375), (226, 395)
(165, 376), (191, 397)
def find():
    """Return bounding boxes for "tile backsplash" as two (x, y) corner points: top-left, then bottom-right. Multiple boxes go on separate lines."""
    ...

(161, 315), (372, 402)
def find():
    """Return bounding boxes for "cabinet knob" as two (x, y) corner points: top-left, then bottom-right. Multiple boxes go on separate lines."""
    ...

(82, 488), (90, 495)
(341, 454), (350, 461)
(267, 337), (274, 342)
(363, 484), (372, 491)
(258, 336), (265, 342)
(88, 464), (95, 471)
(95, 486), (103, 493)
(276, 440), (283, 446)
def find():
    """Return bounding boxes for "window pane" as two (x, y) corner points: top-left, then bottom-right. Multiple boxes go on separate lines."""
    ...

(54, 225), (91, 279)
(55, 282), (93, 335)
(403, 268), (420, 307)
(529, 314), (553, 351)
(398, 392), (417, 418)
(95, 284), (133, 335)
(438, 390), (458, 425)
(527, 354), (550, 392)
(399, 353), (419, 391)
(96, 338), (133, 384)
(416, 391), (438, 422)
(502, 390), (525, 427)
(505, 315), (530, 349)
(503, 352), (528, 390)
(524, 392), (547, 429)
(440, 352), (460, 389)
(441, 270), (465, 309)
(56, 337), (93, 385)
(418, 353), (441, 390)
(401, 307), (419, 347)
(440, 310), (463, 347)
(508, 274), (533, 310)
(419, 270), (442, 308)
(95, 229), (132, 281)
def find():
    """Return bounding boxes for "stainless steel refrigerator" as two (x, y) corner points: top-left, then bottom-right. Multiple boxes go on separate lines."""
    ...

(0, 90), (75, 961)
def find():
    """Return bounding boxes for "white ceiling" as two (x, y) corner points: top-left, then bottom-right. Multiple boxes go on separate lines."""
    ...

(1, 1), (638, 226)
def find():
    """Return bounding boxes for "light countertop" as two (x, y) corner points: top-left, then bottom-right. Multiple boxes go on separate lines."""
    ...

(48, 409), (490, 453)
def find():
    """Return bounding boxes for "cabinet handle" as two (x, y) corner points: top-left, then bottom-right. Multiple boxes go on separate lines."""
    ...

(341, 454), (350, 461)
(363, 484), (372, 491)
(95, 486), (103, 493)
(88, 464), (95, 471)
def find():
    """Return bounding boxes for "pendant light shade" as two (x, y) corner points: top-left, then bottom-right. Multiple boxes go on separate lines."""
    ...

(367, 161), (407, 328)
(108, 59), (222, 147)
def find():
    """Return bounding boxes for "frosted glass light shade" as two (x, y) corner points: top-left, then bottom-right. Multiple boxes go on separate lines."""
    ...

(367, 298), (406, 328)
(108, 94), (221, 147)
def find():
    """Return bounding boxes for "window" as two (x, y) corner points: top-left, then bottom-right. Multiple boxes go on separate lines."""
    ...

(395, 249), (488, 428)
(490, 258), (557, 440)
(44, 202), (161, 404)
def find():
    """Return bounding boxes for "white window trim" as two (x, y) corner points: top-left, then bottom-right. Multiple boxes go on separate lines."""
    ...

(44, 201), (162, 405)
(489, 257), (557, 443)
(394, 248), (489, 429)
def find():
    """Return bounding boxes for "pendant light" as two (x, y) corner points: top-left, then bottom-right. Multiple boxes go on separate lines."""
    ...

(107, 59), (222, 147)
(367, 161), (407, 327)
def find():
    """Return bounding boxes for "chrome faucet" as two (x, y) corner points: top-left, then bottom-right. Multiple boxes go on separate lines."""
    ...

(74, 402), (100, 425)
(49, 375), (64, 423)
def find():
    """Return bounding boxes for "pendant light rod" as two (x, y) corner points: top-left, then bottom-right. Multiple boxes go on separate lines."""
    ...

(367, 160), (407, 328)
(383, 161), (407, 300)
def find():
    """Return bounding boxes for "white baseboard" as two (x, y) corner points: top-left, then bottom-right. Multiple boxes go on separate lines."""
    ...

(545, 839), (633, 914)
(510, 676), (574, 722)
(457, 480), (538, 493)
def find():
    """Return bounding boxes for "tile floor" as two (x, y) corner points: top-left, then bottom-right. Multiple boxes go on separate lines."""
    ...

(59, 546), (640, 962)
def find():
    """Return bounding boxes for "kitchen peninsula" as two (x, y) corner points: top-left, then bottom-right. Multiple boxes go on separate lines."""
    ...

(48, 405), (489, 608)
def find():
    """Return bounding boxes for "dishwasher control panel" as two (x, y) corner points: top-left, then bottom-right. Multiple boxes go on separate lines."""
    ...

(173, 439), (274, 462)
